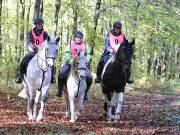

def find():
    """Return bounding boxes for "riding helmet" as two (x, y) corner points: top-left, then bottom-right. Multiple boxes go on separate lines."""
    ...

(74, 31), (84, 38)
(34, 17), (44, 25)
(113, 21), (122, 29)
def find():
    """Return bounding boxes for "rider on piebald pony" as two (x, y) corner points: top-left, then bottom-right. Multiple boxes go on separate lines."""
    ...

(95, 21), (134, 84)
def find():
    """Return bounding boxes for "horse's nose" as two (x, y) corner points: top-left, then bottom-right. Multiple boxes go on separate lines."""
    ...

(80, 75), (86, 80)
(47, 59), (54, 67)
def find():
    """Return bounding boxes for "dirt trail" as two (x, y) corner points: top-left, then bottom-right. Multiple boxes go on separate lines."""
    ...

(0, 92), (179, 134)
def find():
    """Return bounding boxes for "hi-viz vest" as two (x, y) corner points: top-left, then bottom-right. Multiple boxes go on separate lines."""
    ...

(32, 30), (45, 49)
(70, 40), (86, 59)
(109, 32), (125, 53)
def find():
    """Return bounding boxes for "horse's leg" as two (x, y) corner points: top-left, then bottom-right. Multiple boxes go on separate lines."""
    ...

(63, 90), (70, 118)
(114, 92), (124, 121)
(36, 88), (48, 122)
(79, 85), (86, 113)
(69, 96), (76, 123)
(33, 90), (41, 120)
(27, 87), (34, 121)
(104, 93), (113, 122)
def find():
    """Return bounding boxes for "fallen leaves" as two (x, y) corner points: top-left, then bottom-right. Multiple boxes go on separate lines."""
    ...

(0, 92), (179, 134)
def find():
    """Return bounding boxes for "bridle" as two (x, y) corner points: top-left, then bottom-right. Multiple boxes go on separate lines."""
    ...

(37, 43), (57, 72)
(74, 62), (87, 98)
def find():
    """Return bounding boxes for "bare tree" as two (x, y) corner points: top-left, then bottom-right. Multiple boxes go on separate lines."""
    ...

(52, 0), (61, 36)
(39, 0), (43, 17)
(0, 0), (3, 63)
(26, 0), (32, 32)
(19, 0), (25, 57)
(91, 0), (101, 55)
(72, 0), (78, 34)
(33, 0), (42, 19)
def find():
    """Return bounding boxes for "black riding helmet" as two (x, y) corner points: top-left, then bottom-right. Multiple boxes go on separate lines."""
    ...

(34, 17), (44, 25)
(74, 31), (84, 38)
(113, 21), (122, 29)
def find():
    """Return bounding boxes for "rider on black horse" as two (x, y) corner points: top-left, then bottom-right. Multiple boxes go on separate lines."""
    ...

(16, 17), (56, 84)
(95, 21), (134, 84)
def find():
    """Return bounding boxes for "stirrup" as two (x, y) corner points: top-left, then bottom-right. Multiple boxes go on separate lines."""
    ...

(95, 77), (101, 83)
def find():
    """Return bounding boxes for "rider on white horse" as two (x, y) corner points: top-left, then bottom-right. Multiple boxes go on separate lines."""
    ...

(16, 17), (56, 84)
(56, 31), (92, 100)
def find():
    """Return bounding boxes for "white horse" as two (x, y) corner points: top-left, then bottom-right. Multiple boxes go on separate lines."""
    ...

(63, 52), (87, 123)
(21, 36), (59, 122)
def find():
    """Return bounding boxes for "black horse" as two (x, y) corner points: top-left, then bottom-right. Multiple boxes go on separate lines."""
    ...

(101, 39), (135, 122)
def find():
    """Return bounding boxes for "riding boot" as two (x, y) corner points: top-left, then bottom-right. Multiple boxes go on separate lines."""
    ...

(126, 69), (134, 84)
(15, 73), (23, 84)
(15, 58), (25, 84)
(84, 79), (92, 101)
(51, 65), (56, 83)
(56, 75), (64, 97)
(16, 53), (35, 84)
(95, 66), (103, 83)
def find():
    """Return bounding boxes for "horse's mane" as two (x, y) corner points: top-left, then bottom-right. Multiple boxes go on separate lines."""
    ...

(70, 53), (86, 77)
(38, 40), (48, 53)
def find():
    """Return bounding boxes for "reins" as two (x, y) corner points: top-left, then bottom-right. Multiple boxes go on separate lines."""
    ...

(75, 67), (87, 98)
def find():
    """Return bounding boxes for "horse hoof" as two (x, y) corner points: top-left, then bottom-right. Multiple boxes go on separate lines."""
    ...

(28, 117), (33, 121)
(36, 116), (43, 122)
(63, 115), (69, 119)
(32, 115), (37, 120)
(107, 120), (112, 123)
(114, 119), (119, 122)
(114, 115), (120, 120)
(70, 119), (75, 123)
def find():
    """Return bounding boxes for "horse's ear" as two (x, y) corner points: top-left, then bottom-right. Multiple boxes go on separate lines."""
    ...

(47, 36), (50, 41)
(56, 37), (60, 43)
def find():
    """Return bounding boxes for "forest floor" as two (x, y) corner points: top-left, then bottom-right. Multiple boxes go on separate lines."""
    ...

(0, 88), (179, 135)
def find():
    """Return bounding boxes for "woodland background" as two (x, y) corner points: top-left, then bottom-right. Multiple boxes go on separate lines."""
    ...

(0, 0), (179, 86)
(0, 0), (179, 134)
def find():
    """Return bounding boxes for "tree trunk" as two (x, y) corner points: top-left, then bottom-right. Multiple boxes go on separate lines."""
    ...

(19, 0), (25, 58)
(26, 0), (31, 32)
(25, 0), (32, 56)
(33, 0), (42, 19)
(39, 0), (43, 17)
(0, 0), (3, 64)
(89, 0), (101, 70)
(16, 1), (20, 63)
(52, 0), (61, 36)
(72, 0), (78, 34)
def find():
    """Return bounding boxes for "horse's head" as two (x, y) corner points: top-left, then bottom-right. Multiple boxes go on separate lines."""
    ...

(45, 36), (60, 67)
(73, 52), (87, 80)
(115, 39), (135, 63)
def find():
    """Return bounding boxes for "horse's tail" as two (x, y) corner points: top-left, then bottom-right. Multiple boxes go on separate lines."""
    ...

(35, 90), (41, 103)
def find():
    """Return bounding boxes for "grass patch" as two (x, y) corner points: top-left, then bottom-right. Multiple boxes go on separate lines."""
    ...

(132, 77), (178, 95)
